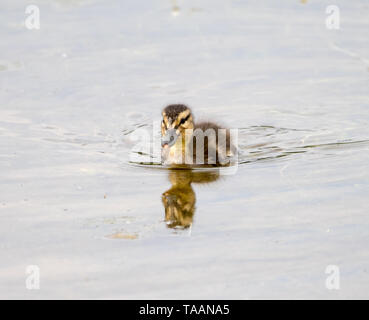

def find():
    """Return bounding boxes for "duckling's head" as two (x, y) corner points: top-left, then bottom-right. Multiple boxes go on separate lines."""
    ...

(161, 104), (194, 148)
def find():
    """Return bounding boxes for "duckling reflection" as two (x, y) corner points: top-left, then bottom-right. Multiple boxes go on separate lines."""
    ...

(162, 169), (219, 229)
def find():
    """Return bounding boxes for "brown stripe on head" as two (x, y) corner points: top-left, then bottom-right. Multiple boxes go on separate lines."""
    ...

(172, 109), (191, 128)
(163, 104), (191, 120)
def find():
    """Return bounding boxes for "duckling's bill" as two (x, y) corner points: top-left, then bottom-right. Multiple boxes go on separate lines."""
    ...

(161, 128), (179, 148)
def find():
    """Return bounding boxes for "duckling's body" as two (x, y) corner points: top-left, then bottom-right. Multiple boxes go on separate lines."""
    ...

(161, 104), (235, 166)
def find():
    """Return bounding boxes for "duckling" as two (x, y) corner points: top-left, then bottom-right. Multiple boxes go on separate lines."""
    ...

(161, 104), (235, 166)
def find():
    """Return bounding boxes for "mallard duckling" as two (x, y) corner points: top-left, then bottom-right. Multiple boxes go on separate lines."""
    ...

(161, 104), (235, 166)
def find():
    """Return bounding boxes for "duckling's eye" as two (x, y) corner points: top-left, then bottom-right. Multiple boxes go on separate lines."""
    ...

(179, 114), (190, 126)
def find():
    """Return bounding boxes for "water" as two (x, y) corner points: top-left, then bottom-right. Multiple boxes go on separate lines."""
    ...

(0, 0), (368, 299)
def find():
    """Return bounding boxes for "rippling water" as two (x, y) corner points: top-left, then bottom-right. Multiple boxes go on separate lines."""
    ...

(0, 0), (368, 299)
